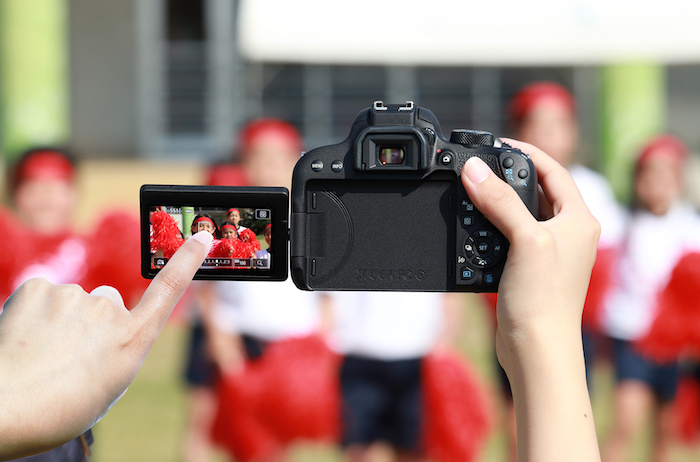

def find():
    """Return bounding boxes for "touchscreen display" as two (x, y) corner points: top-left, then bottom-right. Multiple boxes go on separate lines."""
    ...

(140, 185), (288, 281)
(149, 205), (273, 271)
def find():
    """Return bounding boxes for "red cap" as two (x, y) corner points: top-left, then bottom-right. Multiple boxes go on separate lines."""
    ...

(636, 134), (688, 170)
(265, 223), (272, 230)
(13, 149), (75, 189)
(508, 82), (576, 129)
(238, 118), (302, 158)
(227, 208), (240, 216)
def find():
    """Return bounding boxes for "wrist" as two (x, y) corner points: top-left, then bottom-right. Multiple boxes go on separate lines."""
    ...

(496, 316), (599, 462)
(496, 292), (584, 366)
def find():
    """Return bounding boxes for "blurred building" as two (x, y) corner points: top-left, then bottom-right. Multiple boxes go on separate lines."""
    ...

(68, 0), (603, 163)
(5, 0), (700, 176)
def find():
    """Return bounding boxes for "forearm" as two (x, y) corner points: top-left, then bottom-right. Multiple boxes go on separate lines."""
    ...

(499, 320), (600, 462)
(0, 363), (79, 460)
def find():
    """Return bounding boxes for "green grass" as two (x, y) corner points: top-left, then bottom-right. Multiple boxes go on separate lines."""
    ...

(91, 295), (700, 461)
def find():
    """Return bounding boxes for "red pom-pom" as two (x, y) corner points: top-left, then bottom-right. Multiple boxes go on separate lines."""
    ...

(0, 209), (78, 298)
(239, 228), (260, 246)
(422, 350), (493, 462)
(480, 293), (498, 322)
(211, 238), (262, 261)
(209, 239), (234, 258)
(212, 335), (340, 461)
(81, 210), (149, 307)
(0, 208), (29, 300)
(673, 375), (700, 444)
(582, 246), (618, 331)
(149, 211), (184, 259)
(637, 252), (700, 360)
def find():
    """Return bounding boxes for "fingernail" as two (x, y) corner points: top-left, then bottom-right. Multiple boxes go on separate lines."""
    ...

(464, 157), (491, 184)
(191, 230), (214, 246)
(90, 285), (126, 310)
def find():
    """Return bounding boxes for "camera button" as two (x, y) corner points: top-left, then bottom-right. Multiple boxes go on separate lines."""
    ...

(502, 157), (514, 169)
(311, 160), (324, 172)
(331, 160), (344, 172)
(464, 239), (475, 258)
(461, 200), (475, 212)
(484, 272), (496, 284)
(460, 267), (475, 281)
(492, 238), (503, 259)
(518, 169), (528, 179)
(473, 257), (488, 267)
(476, 240), (491, 255)
(461, 215), (476, 227)
(440, 151), (453, 165)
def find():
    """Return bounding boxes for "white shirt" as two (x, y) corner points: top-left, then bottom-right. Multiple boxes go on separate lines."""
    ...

(328, 292), (444, 360)
(569, 164), (625, 248)
(212, 278), (321, 341)
(602, 202), (700, 340)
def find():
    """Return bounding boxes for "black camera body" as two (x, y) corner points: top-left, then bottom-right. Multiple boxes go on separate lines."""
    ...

(290, 101), (538, 292)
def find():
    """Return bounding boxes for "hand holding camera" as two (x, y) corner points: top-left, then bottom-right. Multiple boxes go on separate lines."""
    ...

(290, 101), (538, 291)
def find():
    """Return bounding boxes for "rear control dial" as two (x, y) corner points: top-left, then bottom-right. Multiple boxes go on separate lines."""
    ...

(463, 229), (503, 268)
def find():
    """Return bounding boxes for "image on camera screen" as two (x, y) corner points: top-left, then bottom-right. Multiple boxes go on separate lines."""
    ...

(149, 205), (272, 271)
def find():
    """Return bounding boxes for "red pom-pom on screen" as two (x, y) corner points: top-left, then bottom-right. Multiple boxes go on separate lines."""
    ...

(209, 239), (234, 258)
(239, 228), (260, 247)
(149, 211), (184, 259)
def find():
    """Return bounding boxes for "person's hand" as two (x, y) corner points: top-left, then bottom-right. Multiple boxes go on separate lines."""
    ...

(462, 140), (599, 361)
(461, 140), (601, 462)
(0, 231), (213, 460)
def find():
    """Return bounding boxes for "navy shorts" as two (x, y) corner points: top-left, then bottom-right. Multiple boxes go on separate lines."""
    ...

(612, 338), (679, 402)
(339, 356), (423, 451)
(184, 322), (217, 388)
(184, 323), (267, 388)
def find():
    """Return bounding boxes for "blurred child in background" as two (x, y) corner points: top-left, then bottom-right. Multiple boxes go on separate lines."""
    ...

(328, 291), (491, 462)
(1, 147), (146, 461)
(182, 119), (336, 462)
(486, 81), (625, 460)
(601, 135), (700, 462)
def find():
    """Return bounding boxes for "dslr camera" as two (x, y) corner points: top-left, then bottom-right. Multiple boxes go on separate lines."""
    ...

(142, 101), (538, 292)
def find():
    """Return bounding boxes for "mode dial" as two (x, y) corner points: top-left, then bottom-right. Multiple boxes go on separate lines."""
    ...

(450, 129), (495, 147)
